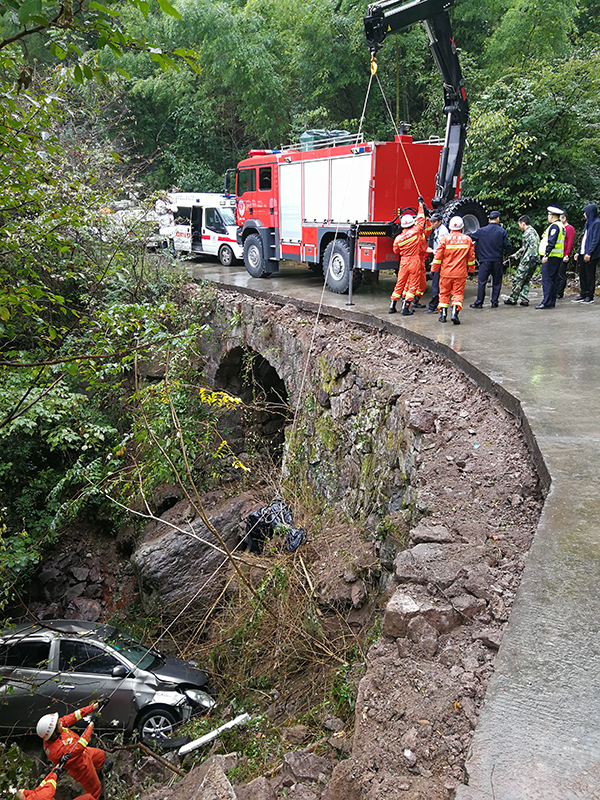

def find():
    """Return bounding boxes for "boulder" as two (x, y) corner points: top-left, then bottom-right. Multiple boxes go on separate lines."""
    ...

(394, 543), (484, 589)
(409, 522), (454, 545)
(235, 776), (276, 800)
(285, 785), (320, 800)
(382, 586), (459, 638)
(132, 492), (256, 613)
(197, 761), (237, 800)
(64, 597), (102, 622)
(281, 751), (332, 785)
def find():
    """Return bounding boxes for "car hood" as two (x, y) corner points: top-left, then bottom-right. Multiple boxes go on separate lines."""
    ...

(152, 656), (208, 688)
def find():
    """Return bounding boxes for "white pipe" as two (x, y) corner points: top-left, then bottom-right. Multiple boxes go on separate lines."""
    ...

(178, 713), (251, 756)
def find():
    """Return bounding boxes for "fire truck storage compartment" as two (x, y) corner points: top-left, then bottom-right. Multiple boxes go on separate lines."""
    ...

(279, 153), (372, 244)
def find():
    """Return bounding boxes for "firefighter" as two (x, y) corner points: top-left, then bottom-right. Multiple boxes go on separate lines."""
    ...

(36, 701), (111, 800)
(15, 755), (94, 800)
(414, 214), (434, 308)
(389, 197), (426, 315)
(536, 206), (566, 309)
(430, 215), (476, 324)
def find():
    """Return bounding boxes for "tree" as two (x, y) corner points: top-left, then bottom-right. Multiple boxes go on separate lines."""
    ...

(462, 49), (600, 222)
(484, 0), (578, 72)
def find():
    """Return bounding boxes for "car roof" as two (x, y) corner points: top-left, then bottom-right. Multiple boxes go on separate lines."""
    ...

(1, 620), (117, 642)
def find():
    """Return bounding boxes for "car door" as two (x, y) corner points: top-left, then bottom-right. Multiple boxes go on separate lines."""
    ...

(203, 207), (227, 256)
(172, 205), (192, 253)
(50, 639), (139, 732)
(0, 638), (55, 733)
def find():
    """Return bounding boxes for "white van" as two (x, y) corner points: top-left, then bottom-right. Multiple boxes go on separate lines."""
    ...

(158, 193), (242, 265)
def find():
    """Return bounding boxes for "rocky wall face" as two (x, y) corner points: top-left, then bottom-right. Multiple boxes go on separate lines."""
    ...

(198, 290), (426, 522)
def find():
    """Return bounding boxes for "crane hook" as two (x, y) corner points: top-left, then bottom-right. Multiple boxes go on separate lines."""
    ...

(370, 53), (378, 76)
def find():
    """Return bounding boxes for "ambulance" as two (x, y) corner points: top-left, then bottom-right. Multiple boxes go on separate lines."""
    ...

(160, 192), (243, 265)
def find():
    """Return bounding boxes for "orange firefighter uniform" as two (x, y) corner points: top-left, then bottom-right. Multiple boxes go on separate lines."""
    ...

(391, 202), (426, 302)
(19, 769), (95, 800)
(43, 705), (106, 800)
(417, 217), (434, 299)
(431, 231), (476, 310)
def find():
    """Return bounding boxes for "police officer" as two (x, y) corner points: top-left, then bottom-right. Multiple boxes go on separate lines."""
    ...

(425, 212), (450, 313)
(469, 211), (512, 308)
(536, 206), (566, 309)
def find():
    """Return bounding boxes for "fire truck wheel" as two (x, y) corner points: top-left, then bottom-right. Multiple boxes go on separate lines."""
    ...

(244, 233), (267, 277)
(440, 198), (488, 236)
(323, 239), (355, 294)
(219, 244), (235, 266)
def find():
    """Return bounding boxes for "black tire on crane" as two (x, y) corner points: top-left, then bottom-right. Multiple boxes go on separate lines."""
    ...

(243, 233), (267, 278)
(441, 198), (488, 235)
(323, 239), (362, 294)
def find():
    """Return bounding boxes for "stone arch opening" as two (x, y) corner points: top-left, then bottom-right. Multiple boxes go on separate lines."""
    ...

(214, 346), (290, 463)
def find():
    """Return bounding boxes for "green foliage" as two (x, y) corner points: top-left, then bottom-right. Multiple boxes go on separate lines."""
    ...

(462, 51), (600, 219)
(484, 0), (578, 70)
(0, 742), (34, 794)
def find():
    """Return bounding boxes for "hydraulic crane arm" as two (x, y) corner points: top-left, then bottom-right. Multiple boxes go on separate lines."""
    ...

(364, 0), (468, 207)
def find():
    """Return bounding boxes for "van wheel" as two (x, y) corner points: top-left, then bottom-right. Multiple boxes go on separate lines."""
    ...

(219, 244), (234, 266)
(137, 708), (177, 745)
(323, 239), (361, 294)
(244, 234), (267, 277)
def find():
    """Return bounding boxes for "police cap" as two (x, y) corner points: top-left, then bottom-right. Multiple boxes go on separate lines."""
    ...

(547, 205), (564, 216)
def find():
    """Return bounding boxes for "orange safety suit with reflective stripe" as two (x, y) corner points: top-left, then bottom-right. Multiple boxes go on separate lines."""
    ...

(43, 705), (106, 800)
(417, 217), (434, 298)
(22, 770), (95, 800)
(391, 204), (426, 301)
(22, 770), (58, 800)
(431, 232), (476, 310)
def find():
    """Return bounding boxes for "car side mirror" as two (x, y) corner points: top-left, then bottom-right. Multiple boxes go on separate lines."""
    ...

(112, 665), (129, 679)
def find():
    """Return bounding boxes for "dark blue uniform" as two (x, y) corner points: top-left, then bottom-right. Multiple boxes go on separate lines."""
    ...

(470, 223), (512, 306)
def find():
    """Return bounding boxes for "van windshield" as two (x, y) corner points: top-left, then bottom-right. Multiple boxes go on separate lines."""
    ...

(221, 207), (235, 226)
(107, 631), (163, 671)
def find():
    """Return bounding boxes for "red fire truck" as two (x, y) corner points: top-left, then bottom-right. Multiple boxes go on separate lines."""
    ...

(230, 0), (487, 293)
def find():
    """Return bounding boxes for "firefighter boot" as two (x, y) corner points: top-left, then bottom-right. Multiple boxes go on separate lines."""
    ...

(388, 300), (397, 315)
(451, 305), (460, 325)
(401, 299), (413, 316)
(438, 307), (447, 323)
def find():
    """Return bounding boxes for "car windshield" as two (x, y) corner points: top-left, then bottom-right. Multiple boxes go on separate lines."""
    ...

(221, 207), (235, 226)
(106, 630), (163, 671)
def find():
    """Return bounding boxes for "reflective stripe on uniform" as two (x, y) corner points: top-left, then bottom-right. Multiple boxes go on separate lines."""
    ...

(396, 234), (418, 247)
(74, 710), (82, 721)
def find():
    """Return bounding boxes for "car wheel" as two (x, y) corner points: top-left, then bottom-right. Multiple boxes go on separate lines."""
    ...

(243, 233), (267, 278)
(219, 244), (234, 266)
(137, 708), (178, 744)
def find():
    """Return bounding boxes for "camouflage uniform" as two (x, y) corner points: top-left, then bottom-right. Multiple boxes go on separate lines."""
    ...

(507, 224), (541, 304)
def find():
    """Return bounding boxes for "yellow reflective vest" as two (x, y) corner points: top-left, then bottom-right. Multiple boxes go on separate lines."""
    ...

(539, 221), (565, 258)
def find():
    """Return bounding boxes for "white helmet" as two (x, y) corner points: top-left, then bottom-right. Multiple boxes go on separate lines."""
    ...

(36, 713), (59, 741)
(400, 214), (416, 228)
(449, 215), (464, 230)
